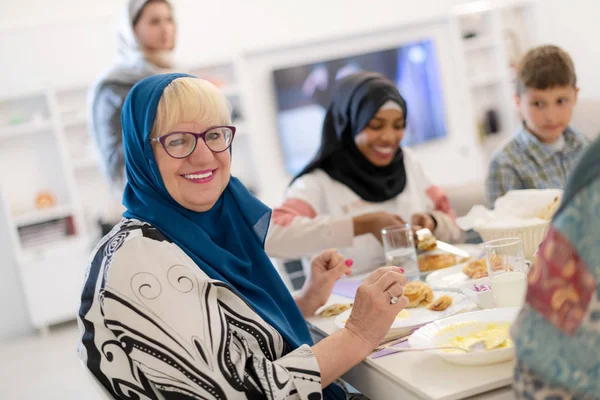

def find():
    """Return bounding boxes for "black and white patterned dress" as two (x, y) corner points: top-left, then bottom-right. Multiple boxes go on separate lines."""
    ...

(78, 219), (324, 399)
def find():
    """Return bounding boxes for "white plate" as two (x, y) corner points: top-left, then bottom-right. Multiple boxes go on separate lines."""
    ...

(334, 291), (470, 331)
(426, 259), (532, 291)
(408, 307), (519, 366)
(417, 244), (482, 278)
(425, 261), (474, 290)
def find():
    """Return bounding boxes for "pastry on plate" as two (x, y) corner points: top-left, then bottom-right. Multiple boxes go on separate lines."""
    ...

(462, 256), (506, 279)
(404, 281), (435, 308)
(428, 295), (453, 311)
(418, 253), (459, 272)
(463, 258), (487, 279)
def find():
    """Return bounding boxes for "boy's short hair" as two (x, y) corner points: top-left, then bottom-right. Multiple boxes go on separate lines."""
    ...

(516, 45), (577, 95)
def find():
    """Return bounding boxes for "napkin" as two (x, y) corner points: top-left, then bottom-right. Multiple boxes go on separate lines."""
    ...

(456, 189), (563, 231)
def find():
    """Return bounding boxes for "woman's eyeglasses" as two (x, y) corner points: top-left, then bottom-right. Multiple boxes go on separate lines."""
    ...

(150, 126), (236, 159)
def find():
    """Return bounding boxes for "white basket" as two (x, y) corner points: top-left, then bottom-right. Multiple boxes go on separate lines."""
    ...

(475, 220), (550, 259)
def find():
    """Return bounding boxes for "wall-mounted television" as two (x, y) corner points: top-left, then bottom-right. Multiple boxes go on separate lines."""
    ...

(272, 39), (447, 175)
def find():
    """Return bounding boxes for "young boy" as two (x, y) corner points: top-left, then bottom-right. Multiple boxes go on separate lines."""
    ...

(486, 45), (588, 207)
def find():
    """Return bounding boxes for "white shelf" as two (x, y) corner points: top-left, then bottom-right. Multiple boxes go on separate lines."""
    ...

(18, 233), (90, 261)
(0, 120), (53, 139)
(463, 35), (496, 52)
(12, 204), (73, 227)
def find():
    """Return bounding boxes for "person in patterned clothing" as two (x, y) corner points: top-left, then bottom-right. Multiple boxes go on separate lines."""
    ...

(78, 73), (409, 399)
(486, 45), (587, 207)
(512, 136), (600, 398)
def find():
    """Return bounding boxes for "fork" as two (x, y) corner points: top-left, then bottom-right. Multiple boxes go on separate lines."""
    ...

(374, 338), (506, 358)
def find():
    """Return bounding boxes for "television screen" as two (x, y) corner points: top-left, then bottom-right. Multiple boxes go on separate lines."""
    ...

(273, 39), (447, 176)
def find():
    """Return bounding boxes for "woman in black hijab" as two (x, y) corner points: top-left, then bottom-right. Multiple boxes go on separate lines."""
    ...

(267, 72), (463, 275)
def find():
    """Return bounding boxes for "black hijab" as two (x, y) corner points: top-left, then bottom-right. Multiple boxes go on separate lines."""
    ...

(292, 72), (408, 203)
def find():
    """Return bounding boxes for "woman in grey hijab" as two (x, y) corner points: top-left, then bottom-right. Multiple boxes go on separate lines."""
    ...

(88, 0), (176, 207)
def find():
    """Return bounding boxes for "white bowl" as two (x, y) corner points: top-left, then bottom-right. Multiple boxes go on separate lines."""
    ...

(475, 220), (549, 259)
(459, 278), (495, 309)
(408, 307), (519, 366)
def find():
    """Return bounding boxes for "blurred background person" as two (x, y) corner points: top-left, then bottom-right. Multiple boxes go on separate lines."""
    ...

(512, 136), (600, 398)
(267, 72), (462, 278)
(88, 0), (176, 234)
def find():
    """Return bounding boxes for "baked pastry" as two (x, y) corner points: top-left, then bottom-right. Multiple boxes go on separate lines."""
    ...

(404, 281), (435, 308)
(462, 258), (487, 279)
(428, 295), (453, 311)
(462, 256), (506, 279)
(418, 254), (458, 272)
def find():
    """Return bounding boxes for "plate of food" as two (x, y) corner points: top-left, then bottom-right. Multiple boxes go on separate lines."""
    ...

(426, 257), (532, 291)
(418, 252), (471, 277)
(414, 229), (473, 277)
(408, 307), (519, 365)
(334, 282), (470, 330)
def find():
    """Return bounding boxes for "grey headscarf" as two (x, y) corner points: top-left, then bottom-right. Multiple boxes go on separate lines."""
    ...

(95, 0), (167, 87)
(87, 0), (173, 203)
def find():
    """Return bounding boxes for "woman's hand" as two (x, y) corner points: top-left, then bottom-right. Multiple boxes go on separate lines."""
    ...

(294, 249), (351, 317)
(411, 213), (436, 232)
(344, 266), (409, 347)
(353, 212), (406, 243)
(310, 266), (408, 387)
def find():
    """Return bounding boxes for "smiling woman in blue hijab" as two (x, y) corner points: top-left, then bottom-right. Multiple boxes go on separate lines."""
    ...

(77, 73), (408, 399)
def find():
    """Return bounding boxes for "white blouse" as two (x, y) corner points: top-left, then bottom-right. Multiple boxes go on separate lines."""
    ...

(266, 149), (462, 275)
(78, 218), (324, 399)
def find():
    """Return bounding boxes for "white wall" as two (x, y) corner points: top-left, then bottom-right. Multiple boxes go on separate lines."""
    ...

(2, 0), (598, 95)
(528, 0), (600, 100)
(0, 0), (597, 207)
(241, 20), (484, 206)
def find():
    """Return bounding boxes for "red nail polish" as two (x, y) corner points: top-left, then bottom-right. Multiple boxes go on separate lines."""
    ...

(398, 267), (404, 273)
(345, 259), (354, 267)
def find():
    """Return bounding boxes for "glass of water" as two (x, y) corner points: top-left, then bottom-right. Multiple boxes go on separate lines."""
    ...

(381, 224), (419, 281)
(484, 237), (527, 308)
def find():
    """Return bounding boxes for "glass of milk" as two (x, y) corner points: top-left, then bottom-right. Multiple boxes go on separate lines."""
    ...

(484, 237), (527, 308)
(381, 224), (419, 281)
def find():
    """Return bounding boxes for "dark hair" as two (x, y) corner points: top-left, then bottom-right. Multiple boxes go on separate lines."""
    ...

(133, 0), (171, 26)
(516, 45), (577, 95)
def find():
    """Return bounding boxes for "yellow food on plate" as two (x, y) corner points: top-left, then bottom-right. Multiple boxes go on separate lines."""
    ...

(462, 258), (487, 278)
(418, 254), (461, 272)
(404, 281), (435, 308)
(428, 295), (453, 311)
(318, 303), (352, 317)
(438, 322), (513, 353)
(462, 256), (507, 279)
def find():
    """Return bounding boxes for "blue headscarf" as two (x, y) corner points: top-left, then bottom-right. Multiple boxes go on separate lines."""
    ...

(120, 73), (344, 399)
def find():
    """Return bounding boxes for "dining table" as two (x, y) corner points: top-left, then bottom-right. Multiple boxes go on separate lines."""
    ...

(305, 244), (517, 400)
